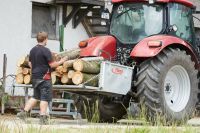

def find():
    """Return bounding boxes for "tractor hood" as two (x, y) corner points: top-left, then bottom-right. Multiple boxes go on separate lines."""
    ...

(80, 36), (116, 60)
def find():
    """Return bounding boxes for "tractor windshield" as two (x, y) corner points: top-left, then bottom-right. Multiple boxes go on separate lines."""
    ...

(110, 3), (164, 44)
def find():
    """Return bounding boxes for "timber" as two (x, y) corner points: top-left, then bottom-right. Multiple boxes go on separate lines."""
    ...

(73, 59), (100, 74)
(56, 66), (64, 75)
(24, 74), (31, 84)
(56, 48), (80, 60)
(16, 74), (24, 84)
(51, 71), (61, 85)
(63, 60), (75, 69)
(16, 67), (23, 74)
(22, 68), (30, 75)
(61, 73), (72, 84)
(72, 71), (98, 86)
(67, 70), (75, 79)
(17, 55), (29, 67)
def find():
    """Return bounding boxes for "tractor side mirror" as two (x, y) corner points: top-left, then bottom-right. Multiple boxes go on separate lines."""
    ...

(167, 24), (178, 33)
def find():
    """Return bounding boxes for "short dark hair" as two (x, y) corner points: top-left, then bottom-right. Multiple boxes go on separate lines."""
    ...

(37, 32), (48, 43)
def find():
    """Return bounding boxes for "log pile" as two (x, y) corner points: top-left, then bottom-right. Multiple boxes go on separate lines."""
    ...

(16, 55), (31, 84)
(16, 48), (103, 87)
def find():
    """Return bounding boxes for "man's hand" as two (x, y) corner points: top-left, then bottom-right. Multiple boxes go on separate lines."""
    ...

(60, 56), (68, 63)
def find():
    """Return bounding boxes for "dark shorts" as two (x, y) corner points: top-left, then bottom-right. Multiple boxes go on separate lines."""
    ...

(32, 79), (52, 102)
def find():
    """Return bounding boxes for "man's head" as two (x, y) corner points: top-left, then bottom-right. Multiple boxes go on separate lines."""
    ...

(37, 32), (48, 45)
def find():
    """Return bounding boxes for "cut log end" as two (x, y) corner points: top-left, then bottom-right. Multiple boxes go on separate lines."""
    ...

(61, 74), (72, 84)
(72, 72), (83, 85)
(16, 74), (24, 84)
(17, 55), (29, 67)
(16, 67), (23, 75)
(22, 68), (30, 75)
(73, 59), (83, 71)
(51, 71), (61, 85)
(67, 70), (75, 79)
(24, 75), (31, 84)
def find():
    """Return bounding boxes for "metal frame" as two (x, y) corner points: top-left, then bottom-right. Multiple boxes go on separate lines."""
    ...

(55, 0), (105, 28)
(14, 84), (85, 118)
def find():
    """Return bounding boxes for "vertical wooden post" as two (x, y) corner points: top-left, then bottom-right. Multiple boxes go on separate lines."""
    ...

(1, 54), (7, 114)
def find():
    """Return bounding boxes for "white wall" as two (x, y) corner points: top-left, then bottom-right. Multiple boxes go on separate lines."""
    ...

(0, 0), (89, 95)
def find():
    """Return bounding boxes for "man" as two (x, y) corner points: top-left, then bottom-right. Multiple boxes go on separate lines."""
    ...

(17, 31), (67, 124)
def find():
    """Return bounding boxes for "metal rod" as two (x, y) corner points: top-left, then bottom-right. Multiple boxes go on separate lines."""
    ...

(1, 54), (7, 114)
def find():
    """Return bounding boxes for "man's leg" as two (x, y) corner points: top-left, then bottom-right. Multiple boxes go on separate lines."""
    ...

(40, 101), (48, 115)
(39, 80), (52, 125)
(24, 98), (38, 111)
(17, 98), (38, 120)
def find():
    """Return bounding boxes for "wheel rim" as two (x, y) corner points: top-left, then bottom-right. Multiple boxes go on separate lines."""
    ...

(164, 65), (190, 112)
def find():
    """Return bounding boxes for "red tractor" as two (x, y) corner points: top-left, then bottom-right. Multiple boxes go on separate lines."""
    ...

(68, 0), (200, 123)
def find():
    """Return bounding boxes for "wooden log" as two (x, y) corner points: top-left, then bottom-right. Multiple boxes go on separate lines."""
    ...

(82, 57), (104, 62)
(24, 74), (31, 84)
(72, 71), (98, 86)
(56, 48), (80, 60)
(55, 66), (64, 75)
(17, 55), (29, 67)
(51, 71), (61, 85)
(67, 70), (75, 79)
(61, 73), (73, 84)
(16, 67), (23, 74)
(63, 60), (75, 69)
(22, 68), (30, 75)
(16, 74), (24, 84)
(73, 59), (100, 74)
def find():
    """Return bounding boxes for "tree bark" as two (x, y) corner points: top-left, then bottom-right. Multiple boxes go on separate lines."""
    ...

(63, 60), (75, 69)
(56, 48), (80, 60)
(61, 73), (73, 84)
(72, 71), (98, 86)
(24, 74), (31, 84)
(73, 59), (100, 74)
(16, 74), (24, 84)
(17, 55), (29, 68)
(67, 70), (75, 79)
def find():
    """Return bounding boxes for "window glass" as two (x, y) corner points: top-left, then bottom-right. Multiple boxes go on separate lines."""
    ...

(169, 3), (192, 43)
(32, 3), (58, 40)
(110, 3), (163, 44)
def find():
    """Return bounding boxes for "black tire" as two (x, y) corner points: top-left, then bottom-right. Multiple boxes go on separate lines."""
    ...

(72, 94), (130, 123)
(71, 94), (96, 121)
(135, 48), (199, 124)
(98, 96), (130, 122)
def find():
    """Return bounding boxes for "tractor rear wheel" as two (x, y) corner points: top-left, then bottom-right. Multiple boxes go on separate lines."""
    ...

(135, 48), (199, 124)
(72, 94), (130, 122)
(98, 96), (130, 122)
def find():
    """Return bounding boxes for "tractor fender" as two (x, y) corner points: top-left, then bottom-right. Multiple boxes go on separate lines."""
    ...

(80, 36), (116, 59)
(130, 35), (198, 66)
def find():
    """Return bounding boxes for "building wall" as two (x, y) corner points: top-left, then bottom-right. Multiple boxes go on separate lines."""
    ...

(191, 0), (200, 28)
(0, 0), (88, 95)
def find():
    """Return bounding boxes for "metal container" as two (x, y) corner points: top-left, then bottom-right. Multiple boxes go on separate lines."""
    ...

(99, 61), (134, 95)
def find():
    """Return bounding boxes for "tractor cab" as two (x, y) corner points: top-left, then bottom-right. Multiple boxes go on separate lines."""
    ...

(107, 0), (197, 64)
(110, 0), (195, 45)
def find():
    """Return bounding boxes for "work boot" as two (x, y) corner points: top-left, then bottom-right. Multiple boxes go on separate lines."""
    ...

(39, 115), (49, 125)
(17, 110), (29, 121)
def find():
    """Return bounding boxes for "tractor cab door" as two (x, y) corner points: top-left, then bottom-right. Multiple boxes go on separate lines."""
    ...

(168, 3), (194, 45)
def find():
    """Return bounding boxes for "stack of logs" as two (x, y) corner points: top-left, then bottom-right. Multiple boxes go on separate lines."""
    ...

(16, 48), (102, 87)
(16, 55), (31, 84)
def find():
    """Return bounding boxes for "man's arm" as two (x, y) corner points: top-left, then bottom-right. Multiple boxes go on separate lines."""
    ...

(28, 62), (32, 68)
(49, 56), (68, 68)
